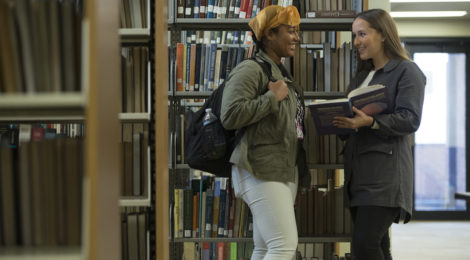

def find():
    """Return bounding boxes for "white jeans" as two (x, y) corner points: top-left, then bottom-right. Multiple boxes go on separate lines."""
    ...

(232, 165), (298, 260)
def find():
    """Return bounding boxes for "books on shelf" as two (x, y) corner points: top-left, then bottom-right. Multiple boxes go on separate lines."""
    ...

(173, 39), (253, 93)
(0, 0), (83, 93)
(174, 0), (358, 19)
(308, 84), (388, 135)
(121, 123), (149, 197)
(121, 207), (148, 260)
(120, 0), (148, 28)
(173, 171), (253, 239)
(0, 124), (84, 247)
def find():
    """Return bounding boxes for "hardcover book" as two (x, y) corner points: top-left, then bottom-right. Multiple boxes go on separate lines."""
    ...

(308, 84), (387, 135)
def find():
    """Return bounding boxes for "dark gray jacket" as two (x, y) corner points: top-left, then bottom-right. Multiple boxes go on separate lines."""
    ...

(343, 59), (426, 222)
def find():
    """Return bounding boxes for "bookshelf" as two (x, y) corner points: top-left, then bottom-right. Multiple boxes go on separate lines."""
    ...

(118, 0), (159, 259)
(0, 0), (121, 259)
(165, 0), (362, 259)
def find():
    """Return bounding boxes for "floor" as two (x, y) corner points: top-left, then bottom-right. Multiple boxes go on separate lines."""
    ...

(391, 220), (470, 260)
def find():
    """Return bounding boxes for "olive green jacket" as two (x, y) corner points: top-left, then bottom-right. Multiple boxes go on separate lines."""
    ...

(220, 50), (303, 182)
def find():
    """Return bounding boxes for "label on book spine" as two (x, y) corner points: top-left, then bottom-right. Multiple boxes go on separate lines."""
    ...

(306, 10), (356, 18)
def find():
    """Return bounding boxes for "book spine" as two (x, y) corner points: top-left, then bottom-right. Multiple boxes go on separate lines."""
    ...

(306, 10), (356, 18)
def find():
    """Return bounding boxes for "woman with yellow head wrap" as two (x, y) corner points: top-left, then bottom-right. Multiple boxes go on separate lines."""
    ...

(249, 5), (300, 63)
(220, 5), (309, 259)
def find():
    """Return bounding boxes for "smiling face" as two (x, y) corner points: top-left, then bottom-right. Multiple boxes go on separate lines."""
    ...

(352, 17), (388, 69)
(264, 25), (300, 63)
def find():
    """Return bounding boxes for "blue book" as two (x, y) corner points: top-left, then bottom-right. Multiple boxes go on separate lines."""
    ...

(204, 189), (214, 238)
(251, 0), (259, 17)
(308, 84), (388, 135)
(185, 43), (191, 91)
(193, 0), (200, 18)
(207, 0), (215, 18)
(217, 187), (226, 237)
(203, 44), (211, 91)
(207, 43), (217, 91)
(233, 0), (241, 18)
(198, 44), (206, 90)
(236, 46), (245, 66)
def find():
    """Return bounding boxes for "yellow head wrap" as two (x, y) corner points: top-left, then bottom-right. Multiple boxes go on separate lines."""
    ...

(248, 5), (300, 40)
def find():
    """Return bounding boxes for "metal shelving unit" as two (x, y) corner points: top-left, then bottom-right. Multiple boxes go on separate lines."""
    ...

(166, 2), (360, 258)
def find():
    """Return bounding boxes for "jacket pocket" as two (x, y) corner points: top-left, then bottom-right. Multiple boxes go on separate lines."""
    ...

(248, 142), (287, 169)
(354, 143), (395, 185)
(357, 143), (393, 155)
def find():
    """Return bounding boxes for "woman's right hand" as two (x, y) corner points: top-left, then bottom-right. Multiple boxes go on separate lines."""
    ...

(268, 80), (288, 101)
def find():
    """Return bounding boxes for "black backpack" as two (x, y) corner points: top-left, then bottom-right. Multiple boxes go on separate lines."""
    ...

(184, 57), (274, 177)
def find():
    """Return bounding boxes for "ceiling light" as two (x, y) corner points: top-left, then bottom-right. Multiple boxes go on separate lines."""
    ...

(390, 11), (468, 17)
(391, 0), (470, 2)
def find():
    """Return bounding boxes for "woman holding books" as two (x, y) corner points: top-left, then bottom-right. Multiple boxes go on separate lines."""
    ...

(220, 5), (309, 260)
(333, 9), (426, 260)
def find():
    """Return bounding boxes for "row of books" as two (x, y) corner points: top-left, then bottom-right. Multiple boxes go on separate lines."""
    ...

(120, 0), (148, 28)
(0, 126), (83, 247)
(179, 30), (253, 46)
(177, 0), (293, 19)
(174, 43), (255, 93)
(299, 0), (357, 18)
(174, 241), (254, 260)
(174, 175), (254, 239)
(295, 186), (352, 236)
(121, 46), (149, 113)
(172, 42), (352, 95)
(0, 0), (83, 93)
(121, 207), (148, 260)
(0, 124), (84, 148)
(177, 29), (333, 47)
(293, 42), (353, 93)
(174, 241), (350, 260)
(176, 0), (356, 20)
(121, 123), (149, 197)
(0, 124), (81, 148)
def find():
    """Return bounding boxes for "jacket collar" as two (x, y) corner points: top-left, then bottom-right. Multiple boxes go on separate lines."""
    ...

(382, 59), (401, 73)
(255, 49), (284, 79)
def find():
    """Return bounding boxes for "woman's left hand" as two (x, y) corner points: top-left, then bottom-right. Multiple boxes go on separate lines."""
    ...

(333, 106), (374, 129)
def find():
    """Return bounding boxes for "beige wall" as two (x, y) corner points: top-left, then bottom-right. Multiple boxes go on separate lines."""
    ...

(396, 19), (470, 38)
(340, 0), (470, 43)
(368, 0), (390, 11)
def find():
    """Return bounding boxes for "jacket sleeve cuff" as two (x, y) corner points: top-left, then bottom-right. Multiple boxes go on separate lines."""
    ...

(370, 117), (380, 129)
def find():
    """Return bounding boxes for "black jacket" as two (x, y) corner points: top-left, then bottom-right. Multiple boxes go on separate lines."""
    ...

(343, 59), (426, 222)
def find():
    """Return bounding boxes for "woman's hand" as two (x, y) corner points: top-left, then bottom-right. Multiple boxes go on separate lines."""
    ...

(268, 80), (288, 101)
(333, 106), (374, 129)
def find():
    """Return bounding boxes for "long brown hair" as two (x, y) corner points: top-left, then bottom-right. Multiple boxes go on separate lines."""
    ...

(354, 9), (410, 73)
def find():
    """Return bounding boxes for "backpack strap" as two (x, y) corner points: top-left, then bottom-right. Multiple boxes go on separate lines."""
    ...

(249, 57), (276, 82)
(231, 57), (275, 152)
